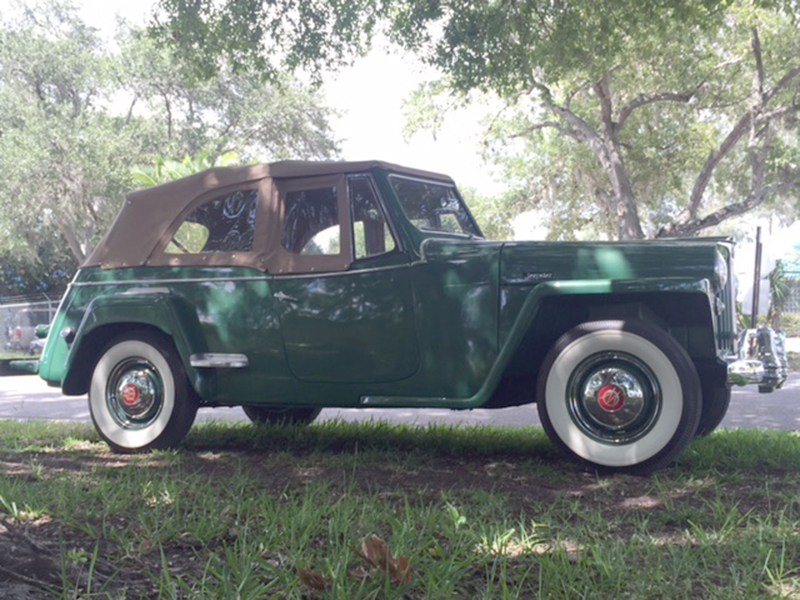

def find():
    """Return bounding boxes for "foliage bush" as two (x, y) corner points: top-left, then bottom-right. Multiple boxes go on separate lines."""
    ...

(736, 307), (800, 337)
(781, 313), (800, 337)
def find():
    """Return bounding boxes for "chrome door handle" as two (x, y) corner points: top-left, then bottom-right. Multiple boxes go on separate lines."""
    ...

(274, 291), (298, 303)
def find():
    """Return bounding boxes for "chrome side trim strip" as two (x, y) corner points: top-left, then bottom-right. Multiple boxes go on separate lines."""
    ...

(273, 263), (410, 280)
(120, 287), (171, 295)
(71, 263), (412, 287)
(190, 353), (249, 369)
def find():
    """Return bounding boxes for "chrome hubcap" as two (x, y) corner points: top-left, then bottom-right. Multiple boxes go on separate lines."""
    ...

(106, 358), (164, 429)
(567, 352), (661, 444)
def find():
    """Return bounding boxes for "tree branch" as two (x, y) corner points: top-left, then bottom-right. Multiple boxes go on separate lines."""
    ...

(595, 73), (615, 131)
(682, 110), (752, 223)
(512, 73), (558, 107)
(751, 27), (766, 109)
(513, 120), (587, 143)
(677, 100), (799, 227)
(765, 64), (800, 104)
(617, 90), (696, 131)
(594, 187), (615, 211)
(545, 102), (603, 148)
(755, 103), (800, 125)
(659, 169), (800, 238)
(125, 94), (138, 125)
(52, 211), (86, 263)
(564, 81), (591, 111)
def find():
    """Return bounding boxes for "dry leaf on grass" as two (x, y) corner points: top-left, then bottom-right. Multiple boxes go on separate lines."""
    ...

(347, 564), (372, 580)
(297, 534), (412, 591)
(297, 566), (332, 591)
(351, 534), (412, 585)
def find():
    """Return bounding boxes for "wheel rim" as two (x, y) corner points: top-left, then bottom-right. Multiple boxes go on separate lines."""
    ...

(105, 358), (164, 429)
(566, 351), (662, 444)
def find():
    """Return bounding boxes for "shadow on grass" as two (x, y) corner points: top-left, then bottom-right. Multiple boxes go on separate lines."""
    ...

(186, 419), (555, 458)
(1, 419), (798, 477)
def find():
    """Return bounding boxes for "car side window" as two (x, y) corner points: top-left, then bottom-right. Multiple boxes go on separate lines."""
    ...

(166, 189), (258, 254)
(350, 176), (396, 260)
(281, 186), (341, 255)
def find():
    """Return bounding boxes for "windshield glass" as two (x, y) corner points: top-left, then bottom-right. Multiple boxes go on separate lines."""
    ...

(389, 176), (482, 237)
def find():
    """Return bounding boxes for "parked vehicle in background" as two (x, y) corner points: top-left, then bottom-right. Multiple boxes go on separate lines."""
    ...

(28, 161), (787, 473)
(4, 307), (54, 354)
(29, 336), (47, 356)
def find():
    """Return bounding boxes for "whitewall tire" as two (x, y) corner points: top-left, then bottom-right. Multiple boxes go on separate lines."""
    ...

(89, 332), (198, 453)
(537, 320), (701, 473)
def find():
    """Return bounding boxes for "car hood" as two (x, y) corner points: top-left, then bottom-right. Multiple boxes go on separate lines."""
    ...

(499, 239), (726, 286)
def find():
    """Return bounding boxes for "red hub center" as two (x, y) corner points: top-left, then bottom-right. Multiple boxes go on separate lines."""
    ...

(121, 384), (140, 406)
(597, 384), (625, 412)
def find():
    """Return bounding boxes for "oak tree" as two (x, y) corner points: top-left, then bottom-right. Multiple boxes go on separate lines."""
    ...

(0, 0), (339, 271)
(151, 0), (800, 239)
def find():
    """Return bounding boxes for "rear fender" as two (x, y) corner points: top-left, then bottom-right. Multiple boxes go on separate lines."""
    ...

(62, 291), (214, 399)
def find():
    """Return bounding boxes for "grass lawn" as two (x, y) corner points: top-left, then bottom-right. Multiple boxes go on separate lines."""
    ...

(1, 419), (799, 599)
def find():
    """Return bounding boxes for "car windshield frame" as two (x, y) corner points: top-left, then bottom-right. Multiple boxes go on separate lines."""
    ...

(388, 175), (483, 239)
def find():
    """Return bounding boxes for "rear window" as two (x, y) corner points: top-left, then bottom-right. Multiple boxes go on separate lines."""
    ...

(167, 189), (259, 254)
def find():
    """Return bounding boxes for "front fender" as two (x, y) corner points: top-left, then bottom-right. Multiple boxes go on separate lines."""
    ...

(500, 277), (717, 358)
(362, 277), (716, 409)
(62, 290), (214, 399)
(508, 277), (715, 333)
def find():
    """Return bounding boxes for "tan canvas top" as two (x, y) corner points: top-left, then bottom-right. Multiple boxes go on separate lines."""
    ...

(84, 160), (454, 270)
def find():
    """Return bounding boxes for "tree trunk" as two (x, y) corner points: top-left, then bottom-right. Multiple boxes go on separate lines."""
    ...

(54, 214), (86, 264)
(594, 77), (645, 240)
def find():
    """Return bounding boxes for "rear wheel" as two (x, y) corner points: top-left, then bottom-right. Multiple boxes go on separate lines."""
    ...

(537, 320), (701, 473)
(242, 406), (322, 425)
(89, 331), (198, 453)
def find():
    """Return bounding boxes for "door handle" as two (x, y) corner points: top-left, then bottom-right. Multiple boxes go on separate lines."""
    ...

(274, 291), (299, 303)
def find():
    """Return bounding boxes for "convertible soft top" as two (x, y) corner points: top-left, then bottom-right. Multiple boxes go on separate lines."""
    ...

(84, 160), (453, 270)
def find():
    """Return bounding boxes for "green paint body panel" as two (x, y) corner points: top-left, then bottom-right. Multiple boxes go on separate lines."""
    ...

(38, 164), (736, 411)
(274, 252), (419, 384)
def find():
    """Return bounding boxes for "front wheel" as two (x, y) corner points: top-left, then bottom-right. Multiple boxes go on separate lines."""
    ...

(696, 383), (731, 437)
(242, 406), (322, 425)
(89, 332), (198, 453)
(537, 320), (701, 474)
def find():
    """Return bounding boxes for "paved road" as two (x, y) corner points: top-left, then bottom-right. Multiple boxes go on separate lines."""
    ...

(1, 373), (798, 430)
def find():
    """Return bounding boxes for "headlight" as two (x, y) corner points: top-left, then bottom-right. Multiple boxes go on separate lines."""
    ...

(714, 249), (729, 290)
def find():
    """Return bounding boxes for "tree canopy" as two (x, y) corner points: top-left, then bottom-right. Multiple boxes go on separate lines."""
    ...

(0, 0), (339, 281)
(152, 0), (800, 240)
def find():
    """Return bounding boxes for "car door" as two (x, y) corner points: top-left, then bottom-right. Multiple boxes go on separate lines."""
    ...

(272, 174), (420, 384)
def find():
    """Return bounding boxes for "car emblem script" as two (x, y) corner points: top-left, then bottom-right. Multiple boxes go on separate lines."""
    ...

(597, 384), (625, 412)
(121, 383), (140, 405)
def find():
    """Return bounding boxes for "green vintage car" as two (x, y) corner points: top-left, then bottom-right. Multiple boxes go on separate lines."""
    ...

(34, 160), (786, 472)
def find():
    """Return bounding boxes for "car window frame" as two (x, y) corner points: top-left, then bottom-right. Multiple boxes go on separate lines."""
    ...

(270, 174), (352, 275)
(148, 179), (271, 270)
(387, 174), (483, 239)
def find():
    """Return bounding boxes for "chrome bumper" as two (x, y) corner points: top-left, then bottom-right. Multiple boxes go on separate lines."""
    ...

(726, 327), (788, 392)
